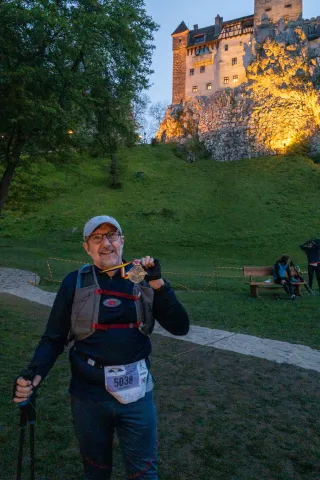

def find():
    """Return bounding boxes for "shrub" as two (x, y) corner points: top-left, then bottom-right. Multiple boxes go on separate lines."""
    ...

(109, 154), (122, 189)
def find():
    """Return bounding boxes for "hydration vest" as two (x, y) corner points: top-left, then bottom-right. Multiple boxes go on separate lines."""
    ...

(70, 264), (155, 341)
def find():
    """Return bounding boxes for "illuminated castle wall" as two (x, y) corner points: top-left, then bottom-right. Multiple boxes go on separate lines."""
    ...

(172, 0), (320, 104)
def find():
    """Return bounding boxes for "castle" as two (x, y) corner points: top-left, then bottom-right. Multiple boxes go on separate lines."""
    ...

(172, 0), (320, 104)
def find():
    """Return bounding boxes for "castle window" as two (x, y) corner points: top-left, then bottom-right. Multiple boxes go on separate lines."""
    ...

(232, 57), (237, 65)
(200, 66), (206, 73)
(265, 7), (272, 12)
(194, 35), (205, 44)
(179, 39), (182, 43)
(240, 41), (243, 46)
(190, 68), (195, 76)
(206, 83), (212, 90)
(223, 77), (229, 84)
(195, 46), (209, 56)
(233, 75), (238, 83)
(192, 86), (198, 93)
(285, 4), (292, 7)
(225, 44), (229, 51)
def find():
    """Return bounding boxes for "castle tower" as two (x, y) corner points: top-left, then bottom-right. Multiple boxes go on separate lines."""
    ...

(172, 21), (189, 104)
(254, 0), (302, 27)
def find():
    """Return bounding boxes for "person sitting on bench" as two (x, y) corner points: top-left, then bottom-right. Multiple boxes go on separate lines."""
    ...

(273, 255), (295, 300)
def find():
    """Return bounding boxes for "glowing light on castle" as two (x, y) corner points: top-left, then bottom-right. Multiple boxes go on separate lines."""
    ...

(158, 0), (320, 160)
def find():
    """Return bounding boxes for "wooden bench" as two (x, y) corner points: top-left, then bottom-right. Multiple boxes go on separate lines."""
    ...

(243, 266), (305, 298)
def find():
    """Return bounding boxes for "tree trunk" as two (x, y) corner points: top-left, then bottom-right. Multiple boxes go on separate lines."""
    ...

(0, 161), (19, 216)
(0, 134), (25, 216)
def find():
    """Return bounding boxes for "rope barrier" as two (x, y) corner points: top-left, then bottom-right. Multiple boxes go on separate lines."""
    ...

(44, 277), (62, 284)
(48, 257), (83, 264)
(48, 257), (243, 271)
(45, 257), (307, 285)
(46, 260), (53, 279)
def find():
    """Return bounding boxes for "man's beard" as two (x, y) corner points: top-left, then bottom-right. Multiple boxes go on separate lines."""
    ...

(99, 251), (122, 269)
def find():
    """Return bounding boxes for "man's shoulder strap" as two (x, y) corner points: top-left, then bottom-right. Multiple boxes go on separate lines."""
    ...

(76, 264), (98, 288)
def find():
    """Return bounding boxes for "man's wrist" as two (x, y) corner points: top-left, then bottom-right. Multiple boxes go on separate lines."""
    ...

(149, 279), (165, 290)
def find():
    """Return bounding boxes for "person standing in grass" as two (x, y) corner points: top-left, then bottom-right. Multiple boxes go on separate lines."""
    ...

(300, 239), (320, 293)
(273, 255), (296, 300)
(13, 215), (189, 480)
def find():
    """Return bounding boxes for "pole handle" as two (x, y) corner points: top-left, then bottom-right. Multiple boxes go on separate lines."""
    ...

(14, 368), (36, 408)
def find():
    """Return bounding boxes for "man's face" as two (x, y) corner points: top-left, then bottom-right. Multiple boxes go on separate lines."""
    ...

(83, 223), (124, 270)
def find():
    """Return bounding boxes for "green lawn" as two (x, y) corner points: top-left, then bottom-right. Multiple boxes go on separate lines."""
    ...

(1, 145), (320, 346)
(1, 294), (320, 480)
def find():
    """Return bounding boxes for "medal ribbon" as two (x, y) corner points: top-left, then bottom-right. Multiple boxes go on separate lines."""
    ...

(100, 261), (132, 275)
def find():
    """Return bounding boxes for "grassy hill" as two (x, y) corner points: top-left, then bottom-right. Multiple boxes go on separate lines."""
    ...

(1, 144), (319, 265)
(1, 145), (320, 346)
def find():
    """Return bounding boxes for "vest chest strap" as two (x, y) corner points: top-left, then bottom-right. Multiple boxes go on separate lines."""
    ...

(92, 322), (142, 331)
(94, 289), (140, 301)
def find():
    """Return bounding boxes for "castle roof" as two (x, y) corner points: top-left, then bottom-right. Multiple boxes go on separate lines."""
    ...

(172, 21), (189, 36)
(188, 25), (217, 46)
(187, 14), (254, 47)
(174, 14), (319, 46)
(223, 14), (254, 26)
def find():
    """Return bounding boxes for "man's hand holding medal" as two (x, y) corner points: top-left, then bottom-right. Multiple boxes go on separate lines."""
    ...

(126, 256), (164, 289)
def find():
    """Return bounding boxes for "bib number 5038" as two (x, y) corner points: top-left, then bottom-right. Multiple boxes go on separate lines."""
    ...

(114, 376), (133, 388)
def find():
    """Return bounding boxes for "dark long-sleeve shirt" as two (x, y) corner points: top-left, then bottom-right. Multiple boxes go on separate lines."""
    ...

(29, 265), (189, 399)
(300, 240), (320, 264)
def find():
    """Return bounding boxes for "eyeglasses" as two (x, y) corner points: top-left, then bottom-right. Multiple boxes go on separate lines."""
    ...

(88, 231), (121, 244)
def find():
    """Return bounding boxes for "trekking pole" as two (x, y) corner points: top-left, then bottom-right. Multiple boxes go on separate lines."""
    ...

(15, 369), (36, 480)
(16, 403), (28, 480)
(291, 262), (315, 296)
(29, 395), (36, 480)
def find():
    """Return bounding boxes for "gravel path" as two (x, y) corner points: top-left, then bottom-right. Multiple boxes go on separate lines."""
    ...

(0, 267), (56, 307)
(1, 267), (320, 373)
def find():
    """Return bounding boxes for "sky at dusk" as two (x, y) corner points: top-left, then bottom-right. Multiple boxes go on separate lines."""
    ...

(144, 0), (318, 106)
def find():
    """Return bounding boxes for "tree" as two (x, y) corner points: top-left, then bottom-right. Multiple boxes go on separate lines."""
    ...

(131, 93), (151, 141)
(0, 0), (158, 215)
(149, 101), (168, 130)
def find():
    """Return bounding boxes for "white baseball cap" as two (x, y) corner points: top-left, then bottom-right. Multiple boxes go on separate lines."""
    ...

(83, 215), (122, 239)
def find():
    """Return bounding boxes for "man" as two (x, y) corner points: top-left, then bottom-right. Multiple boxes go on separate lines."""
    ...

(300, 238), (320, 293)
(13, 215), (189, 480)
(273, 255), (295, 300)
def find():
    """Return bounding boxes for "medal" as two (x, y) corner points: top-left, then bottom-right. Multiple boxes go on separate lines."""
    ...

(125, 260), (147, 284)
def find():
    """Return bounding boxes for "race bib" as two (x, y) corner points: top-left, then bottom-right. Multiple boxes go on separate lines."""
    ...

(104, 359), (148, 404)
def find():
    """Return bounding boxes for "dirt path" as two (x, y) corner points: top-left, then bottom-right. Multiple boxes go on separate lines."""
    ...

(1, 267), (320, 373)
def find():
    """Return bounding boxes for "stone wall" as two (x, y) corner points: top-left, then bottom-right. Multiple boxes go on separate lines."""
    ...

(158, 83), (320, 161)
(198, 88), (269, 161)
(172, 31), (189, 104)
(254, 0), (302, 27)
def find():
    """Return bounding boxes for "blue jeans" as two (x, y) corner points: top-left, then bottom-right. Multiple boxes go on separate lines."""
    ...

(71, 391), (158, 480)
